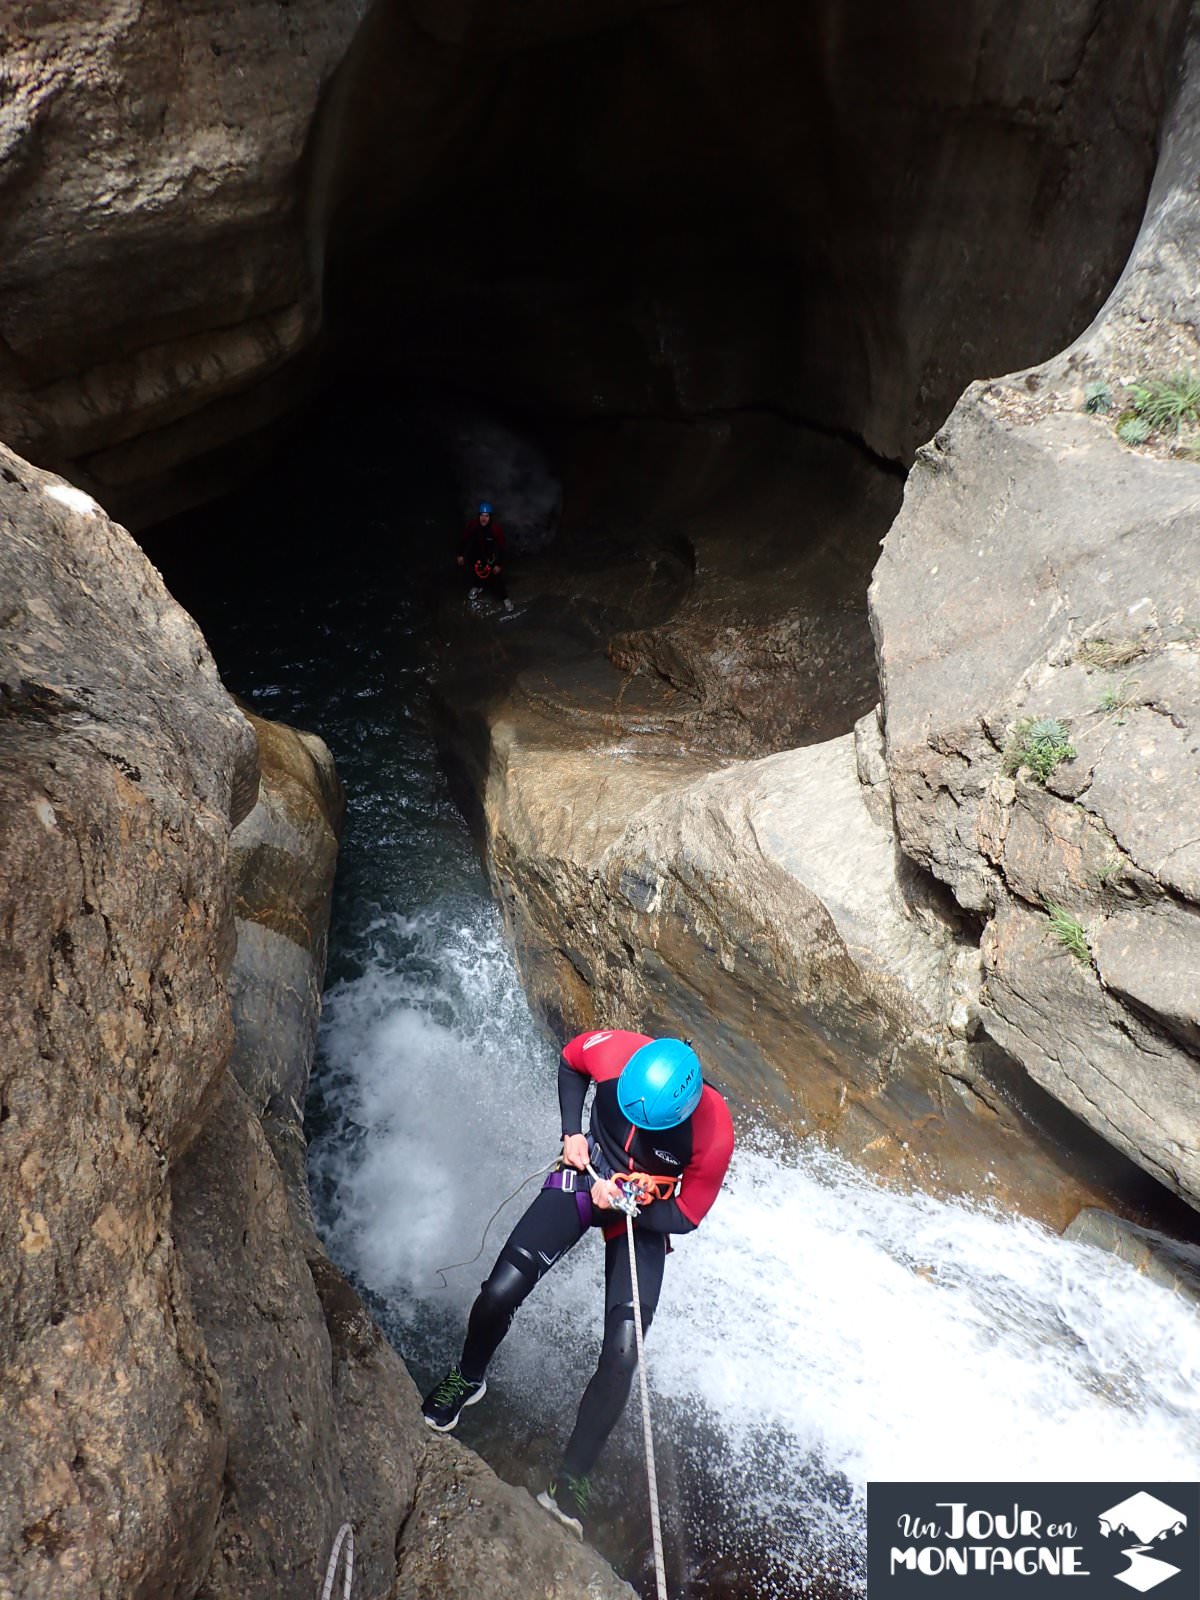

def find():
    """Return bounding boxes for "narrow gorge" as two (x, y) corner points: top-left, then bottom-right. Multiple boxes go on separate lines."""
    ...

(2, 3), (1199, 1598)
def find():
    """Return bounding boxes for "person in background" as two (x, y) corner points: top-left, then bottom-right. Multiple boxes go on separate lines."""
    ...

(457, 501), (512, 611)
(420, 1029), (735, 1539)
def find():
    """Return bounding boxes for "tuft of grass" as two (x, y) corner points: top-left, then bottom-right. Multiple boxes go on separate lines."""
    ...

(1095, 858), (1124, 890)
(1045, 902), (1091, 963)
(1116, 412), (1151, 446)
(1129, 371), (1200, 437)
(1076, 635), (1149, 669)
(1096, 675), (1139, 723)
(1083, 380), (1113, 414)
(1002, 716), (1076, 784)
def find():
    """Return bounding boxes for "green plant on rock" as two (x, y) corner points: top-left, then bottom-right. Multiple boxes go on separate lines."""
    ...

(1129, 371), (1200, 437)
(1083, 380), (1113, 414)
(1116, 412), (1151, 447)
(1095, 858), (1124, 890)
(1096, 675), (1139, 723)
(1045, 902), (1091, 963)
(1002, 717), (1076, 784)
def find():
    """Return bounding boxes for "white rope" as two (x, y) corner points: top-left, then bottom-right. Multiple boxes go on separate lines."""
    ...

(624, 1208), (669, 1600)
(320, 1522), (354, 1600)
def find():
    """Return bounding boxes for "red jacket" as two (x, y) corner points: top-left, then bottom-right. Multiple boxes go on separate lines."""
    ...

(560, 1029), (734, 1239)
(460, 517), (507, 566)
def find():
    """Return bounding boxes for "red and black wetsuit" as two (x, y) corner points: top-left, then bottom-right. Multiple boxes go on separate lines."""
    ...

(457, 1029), (734, 1480)
(558, 1029), (732, 1238)
(460, 517), (508, 600)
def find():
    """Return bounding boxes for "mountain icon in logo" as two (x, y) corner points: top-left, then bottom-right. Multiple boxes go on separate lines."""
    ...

(1099, 1492), (1188, 1593)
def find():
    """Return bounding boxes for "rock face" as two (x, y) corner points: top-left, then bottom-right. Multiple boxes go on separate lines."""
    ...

(227, 712), (344, 1198)
(0, 443), (256, 1597)
(1, 1), (1189, 520)
(0, 0), (369, 523)
(336, 0), (1189, 464)
(455, 666), (1145, 1227)
(869, 22), (1200, 1211)
(0, 444), (635, 1599)
(436, 18), (1200, 1233)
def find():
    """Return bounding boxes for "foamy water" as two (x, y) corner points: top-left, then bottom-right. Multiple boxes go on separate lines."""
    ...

(308, 900), (1200, 1593)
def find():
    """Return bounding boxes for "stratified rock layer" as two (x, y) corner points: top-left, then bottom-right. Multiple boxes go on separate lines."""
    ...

(870, 23), (1200, 1210)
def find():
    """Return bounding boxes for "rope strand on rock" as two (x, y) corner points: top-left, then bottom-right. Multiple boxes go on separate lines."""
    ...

(320, 1522), (354, 1600)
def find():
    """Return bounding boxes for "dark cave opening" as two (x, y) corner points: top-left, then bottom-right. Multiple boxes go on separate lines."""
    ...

(275, 0), (1192, 758)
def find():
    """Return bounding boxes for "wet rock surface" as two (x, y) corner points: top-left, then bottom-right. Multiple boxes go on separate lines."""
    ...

(1066, 1208), (1200, 1309)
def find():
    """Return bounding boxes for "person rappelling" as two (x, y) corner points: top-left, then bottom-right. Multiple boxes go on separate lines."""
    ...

(421, 1030), (735, 1546)
(457, 500), (513, 612)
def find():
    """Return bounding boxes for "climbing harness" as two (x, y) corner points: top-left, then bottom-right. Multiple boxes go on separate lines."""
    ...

(588, 1165), (669, 1600)
(432, 1159), (558, 1287)
(320, 1523), (354, 1600)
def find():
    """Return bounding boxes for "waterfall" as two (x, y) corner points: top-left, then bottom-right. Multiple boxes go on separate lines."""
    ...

(308, 897), (1200, 1595)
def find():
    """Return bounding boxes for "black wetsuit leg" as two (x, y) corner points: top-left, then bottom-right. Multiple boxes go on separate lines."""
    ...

(560, 1227), (667, 1479)
(459, 1187), (589, 1382)
(482, 568), (508, 602)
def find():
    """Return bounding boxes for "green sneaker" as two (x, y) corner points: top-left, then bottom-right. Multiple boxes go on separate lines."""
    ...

(420, 1367), (487, 1431)
(537, 1473), (591, 1539)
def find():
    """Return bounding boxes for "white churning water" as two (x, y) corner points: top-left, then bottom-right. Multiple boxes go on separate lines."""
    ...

(309, 900), (1200, 1592)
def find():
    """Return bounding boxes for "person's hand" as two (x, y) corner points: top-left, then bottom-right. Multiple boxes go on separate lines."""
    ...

(562, 1133), (589, 1170)
(455, 555), (464, 565)
(590, 1177), (625, 1210)
(493, 563), (503, 574)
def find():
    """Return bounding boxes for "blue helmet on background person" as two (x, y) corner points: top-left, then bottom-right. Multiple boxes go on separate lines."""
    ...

(478, 501), (493, 516)
(617, 1038), (703, 1130)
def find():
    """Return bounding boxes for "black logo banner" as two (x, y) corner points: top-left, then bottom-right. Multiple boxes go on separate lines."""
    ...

(868, 1483), (1199, 1597)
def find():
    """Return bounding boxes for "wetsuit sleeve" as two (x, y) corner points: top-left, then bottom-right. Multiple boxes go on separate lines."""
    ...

(558, 1053), (589, 1136)
(670, 1087), (734, 1229)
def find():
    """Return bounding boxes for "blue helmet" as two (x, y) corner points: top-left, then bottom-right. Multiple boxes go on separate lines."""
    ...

(478, 501), (493, 515)
(617, 1038), (703, 1130)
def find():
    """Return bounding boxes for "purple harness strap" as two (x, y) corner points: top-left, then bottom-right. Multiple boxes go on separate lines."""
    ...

(543, 1166), (594, 1227)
